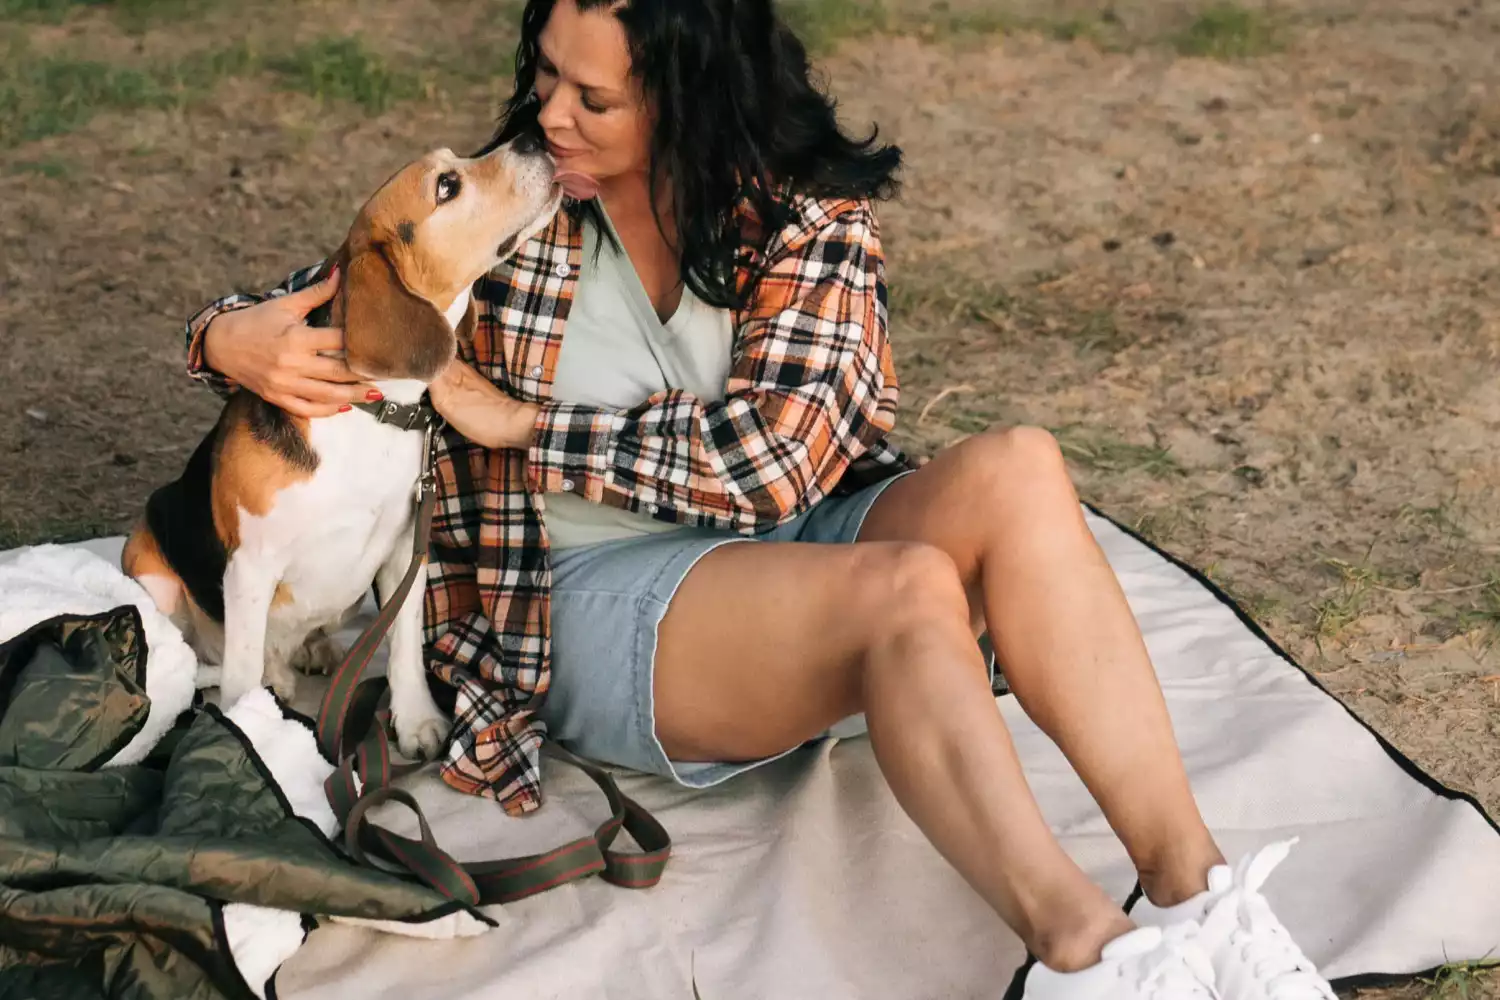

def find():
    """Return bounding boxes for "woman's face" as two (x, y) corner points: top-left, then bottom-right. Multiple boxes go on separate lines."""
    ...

(534, 0), (652, 189)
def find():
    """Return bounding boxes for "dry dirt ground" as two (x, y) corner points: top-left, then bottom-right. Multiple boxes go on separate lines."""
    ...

(1, 0), (1497, 993)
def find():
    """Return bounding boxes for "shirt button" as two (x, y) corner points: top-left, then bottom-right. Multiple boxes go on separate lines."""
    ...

(529, 365), (544, 378)
(561, 478), (576, 492)
(555, 262), (572, 279)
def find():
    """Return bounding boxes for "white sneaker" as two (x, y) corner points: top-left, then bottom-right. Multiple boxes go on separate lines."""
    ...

(1131, 839), (1336, 1000)
(1021, 924), (1221, 1000)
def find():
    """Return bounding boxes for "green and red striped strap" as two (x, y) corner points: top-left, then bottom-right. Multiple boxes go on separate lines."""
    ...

(313, 422), (671, 909)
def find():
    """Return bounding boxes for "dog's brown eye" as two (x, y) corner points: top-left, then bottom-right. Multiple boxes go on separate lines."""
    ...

(436, 171), (461, 204)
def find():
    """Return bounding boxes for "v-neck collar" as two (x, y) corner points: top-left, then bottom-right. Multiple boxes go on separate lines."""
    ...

(590, 198), (691, 329)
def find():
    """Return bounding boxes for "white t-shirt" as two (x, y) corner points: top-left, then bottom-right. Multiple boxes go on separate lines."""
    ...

(542, 202), (735, 550)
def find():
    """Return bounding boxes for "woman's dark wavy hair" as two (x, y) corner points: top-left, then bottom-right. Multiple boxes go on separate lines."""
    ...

(474, 0), (902, 311)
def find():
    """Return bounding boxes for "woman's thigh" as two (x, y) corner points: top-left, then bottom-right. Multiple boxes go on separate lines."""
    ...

(651, 537), (925, 763)
(541, 526), (917, 776)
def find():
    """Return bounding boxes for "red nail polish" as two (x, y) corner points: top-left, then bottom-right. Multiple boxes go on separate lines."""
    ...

(366, 389), (384, 401)
(339, 404), (352, 412)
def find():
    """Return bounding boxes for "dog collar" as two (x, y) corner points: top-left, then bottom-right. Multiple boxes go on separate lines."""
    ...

(351, 398), (442, 433)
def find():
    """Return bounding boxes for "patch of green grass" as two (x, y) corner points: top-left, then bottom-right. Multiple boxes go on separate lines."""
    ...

(1309, 554), (1388, 644)
(1, 33), (429, 149)
(779, 0), (891, 53)
(0, 36), (267, 147)
(0, 0), (105, 21)
(1070, 309), (1129, 354)
(1397, 498), (1469, 544)
(778, 0), (1018, 54)
(0, 46), (179, 146)
(265, 36), (424, 114)
(9, 156), (69, 178)
(1051, 425), (1184, 479)
(1050, 17), (1101, 43)
(1422, 957), (1498, 1000)
(1, 0), (229, 30)
(1173, 3), (1282, 59)
(1450, 578), (1500, 648)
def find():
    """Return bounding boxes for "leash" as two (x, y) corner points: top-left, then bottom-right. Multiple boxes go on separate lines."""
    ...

(310, 402), (672, 914)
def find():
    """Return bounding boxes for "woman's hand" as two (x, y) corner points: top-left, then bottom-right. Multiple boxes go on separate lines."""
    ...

(202, 266), (378, 418)
(428, 359), (540, 451)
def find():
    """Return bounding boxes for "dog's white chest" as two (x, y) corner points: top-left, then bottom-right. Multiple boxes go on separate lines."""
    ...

(239, 412), (425, 624)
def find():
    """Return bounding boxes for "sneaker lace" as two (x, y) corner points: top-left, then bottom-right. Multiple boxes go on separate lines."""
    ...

(1199, 841), (1336, 1000)
(1118, 925), (1220, 1000)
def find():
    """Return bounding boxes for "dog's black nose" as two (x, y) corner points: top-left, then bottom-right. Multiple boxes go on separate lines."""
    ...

(512, 131), (544, 155)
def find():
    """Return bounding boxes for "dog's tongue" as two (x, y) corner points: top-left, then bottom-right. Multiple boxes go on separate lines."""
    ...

(555, 170), (599, 201)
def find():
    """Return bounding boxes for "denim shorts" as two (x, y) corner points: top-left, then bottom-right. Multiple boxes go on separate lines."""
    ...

(536, 473), (912, 789)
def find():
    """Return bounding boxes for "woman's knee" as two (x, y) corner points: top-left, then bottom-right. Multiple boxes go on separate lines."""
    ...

(961, 425), (1070, 491)
(851, 541), (972, 646)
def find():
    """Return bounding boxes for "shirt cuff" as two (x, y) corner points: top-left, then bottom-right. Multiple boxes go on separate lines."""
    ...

(186, 301), (256, 393)
(526, 400), (620, 501)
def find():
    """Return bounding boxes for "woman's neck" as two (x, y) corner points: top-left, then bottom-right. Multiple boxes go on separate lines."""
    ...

(597, 170), (678, 248)
(597, 170), (685, 321)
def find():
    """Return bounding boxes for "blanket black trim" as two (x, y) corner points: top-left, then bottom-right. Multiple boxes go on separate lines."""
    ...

(1081, 502), (1500, 990)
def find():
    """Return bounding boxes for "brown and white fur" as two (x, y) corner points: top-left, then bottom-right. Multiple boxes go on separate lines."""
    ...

(122, 136), (562, 759)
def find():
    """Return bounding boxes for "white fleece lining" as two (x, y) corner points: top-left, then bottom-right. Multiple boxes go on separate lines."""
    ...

(225, 687), (491, 938)
(0, 543), (198, 767)
(221, 903), (305, 1000)
(223, 688), (339, 838)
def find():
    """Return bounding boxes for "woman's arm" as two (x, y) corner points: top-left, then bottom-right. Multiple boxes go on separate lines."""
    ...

(526, 200), (899, 533)
(183, 261), (373, 416)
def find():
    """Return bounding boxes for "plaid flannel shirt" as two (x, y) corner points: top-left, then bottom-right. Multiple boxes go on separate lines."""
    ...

(183, 192), (913, 815)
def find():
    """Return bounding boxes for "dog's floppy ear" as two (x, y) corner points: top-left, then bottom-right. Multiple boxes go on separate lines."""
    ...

(341, 244), (455, 382)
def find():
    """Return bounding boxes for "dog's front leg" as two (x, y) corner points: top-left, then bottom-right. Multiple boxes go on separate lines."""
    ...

(219, 551), (278, 709)
(378, 525), (450, 761)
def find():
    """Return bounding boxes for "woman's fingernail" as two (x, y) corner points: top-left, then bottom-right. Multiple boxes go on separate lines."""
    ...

(366, 389), (384, 401)
(339, 404), (352, 413)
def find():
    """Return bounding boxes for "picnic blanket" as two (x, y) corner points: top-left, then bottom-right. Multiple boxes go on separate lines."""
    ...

(2, 508), (1498, 1000)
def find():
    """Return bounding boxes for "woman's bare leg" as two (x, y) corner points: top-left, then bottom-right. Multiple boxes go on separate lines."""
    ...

(655, 539), (1133, 971)
(858, 426), (1225, 907)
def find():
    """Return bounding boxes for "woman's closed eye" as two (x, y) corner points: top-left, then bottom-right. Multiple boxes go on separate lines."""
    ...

(537, 55), (609, 114)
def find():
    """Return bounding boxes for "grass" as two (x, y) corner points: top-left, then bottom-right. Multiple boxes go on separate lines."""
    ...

(266, 36), (425, 114)
(1423, 958), (1499, 1000)
(1, 0), (230, 30)
(1398, 498), (1470, 545)
(0, 0), (107, 19)
(1, 33), (422, 148)
(1173, 3), (1282, 59)
(1051, 425), (1185, 479)
(8, 156), (70, 178)
(776, 0), (1052, 54)
(1450, 578), (1500, 649)
(1310, 553), (1387, 644)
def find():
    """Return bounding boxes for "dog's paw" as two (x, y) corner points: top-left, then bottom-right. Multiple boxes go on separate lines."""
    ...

(392, 699), (451, 762)
(264, 660), (299, 705)
(291, 631), (344, 676)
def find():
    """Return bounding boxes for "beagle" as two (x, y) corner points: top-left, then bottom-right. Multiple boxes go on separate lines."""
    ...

(122, 135), (563, 759)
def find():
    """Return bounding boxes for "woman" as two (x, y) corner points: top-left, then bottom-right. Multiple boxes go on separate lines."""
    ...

(181, 2), (1336, 998)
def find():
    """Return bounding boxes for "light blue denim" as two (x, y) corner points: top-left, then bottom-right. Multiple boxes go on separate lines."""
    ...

(536, 473), (911, 788)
